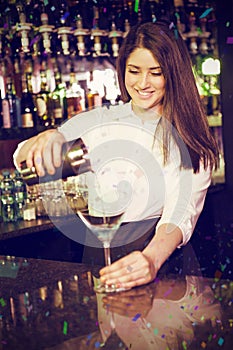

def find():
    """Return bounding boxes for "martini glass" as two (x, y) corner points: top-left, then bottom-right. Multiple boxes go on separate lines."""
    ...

(77, 172), (128, 293)
(77, 207), (126, 293)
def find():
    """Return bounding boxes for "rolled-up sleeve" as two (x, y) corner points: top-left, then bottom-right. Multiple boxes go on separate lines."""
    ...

(156, 162), (212, 246)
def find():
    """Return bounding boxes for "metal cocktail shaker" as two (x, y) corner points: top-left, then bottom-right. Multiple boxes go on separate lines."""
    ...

(19, 138), (92, 186)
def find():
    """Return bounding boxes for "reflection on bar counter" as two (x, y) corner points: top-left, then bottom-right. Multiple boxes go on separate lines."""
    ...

(0, 255), (232, 349)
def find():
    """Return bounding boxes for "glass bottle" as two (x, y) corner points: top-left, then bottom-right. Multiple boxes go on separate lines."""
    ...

(66, 72), (85, 119)
(35, 67), (51, 127)
(23, 197), (36, 221)
(0, 170), (16, 222)
(21, 73), (37, 128)
(2, 77), (19, 129)
(51, 70), (67, 126)
(13, 169), (27, 220)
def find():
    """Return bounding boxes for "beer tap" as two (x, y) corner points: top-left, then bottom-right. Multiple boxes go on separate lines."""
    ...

(199, 17), (211, 55)
(91, 6), (108, 57)
(14, 9), (32, 54)
(73, 15), (90, 57)
(108, 21), (122, 58)
(38, 12), (54, 54)
(57, 26), (72, 56)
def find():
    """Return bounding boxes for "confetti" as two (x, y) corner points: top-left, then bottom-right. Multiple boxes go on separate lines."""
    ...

(218, 337), (224, 346)
(134, 0), (140, 13)
(226, 37), (233, 44)
(61, 12), (70, 22)
(0, 298), (6, 307)
(199, 8), (213, 19)
(164, 287), (172, 297)
(132, 313), (141, 322)
(63, 321), (68, 335)
(154, 328), (158, 335)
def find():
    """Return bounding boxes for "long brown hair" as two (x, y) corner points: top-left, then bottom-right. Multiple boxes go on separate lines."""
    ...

(116, 21), (219, 173)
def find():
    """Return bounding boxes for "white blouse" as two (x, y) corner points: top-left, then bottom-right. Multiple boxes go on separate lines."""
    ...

(13, 101), (211, 246)
(57, 102), (211, 246)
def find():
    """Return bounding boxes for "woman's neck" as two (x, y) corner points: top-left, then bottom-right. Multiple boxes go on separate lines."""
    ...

(131, 102), (163, 122)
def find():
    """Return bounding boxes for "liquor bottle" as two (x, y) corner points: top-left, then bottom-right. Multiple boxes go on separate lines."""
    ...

(35, 68), (51, 127)
(1, 77), (20, 129)
(13, 169), (27, 220)
(23, 197), (36, 221)
(21, 73), (37, 128)
(51, 70), (67, 126)
(66, 72), (85, 119)
(0, 171), (16, 222)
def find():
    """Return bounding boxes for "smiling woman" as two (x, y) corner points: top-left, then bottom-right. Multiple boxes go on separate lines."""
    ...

(125, 48), (165, 118)
(13, 21), (219, 292)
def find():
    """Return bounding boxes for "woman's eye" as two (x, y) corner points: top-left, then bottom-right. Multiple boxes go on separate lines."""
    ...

(151, 72), (162, 76)
(128, 70), (139, 74)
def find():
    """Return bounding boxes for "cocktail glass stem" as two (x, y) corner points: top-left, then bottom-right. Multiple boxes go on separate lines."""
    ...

(103, 241), (111, 266)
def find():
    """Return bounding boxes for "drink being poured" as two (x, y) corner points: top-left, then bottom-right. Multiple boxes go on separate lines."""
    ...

(19, 138), (92, 186)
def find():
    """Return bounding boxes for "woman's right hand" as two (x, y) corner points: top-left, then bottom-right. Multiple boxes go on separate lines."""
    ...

(15, 129), (66, 177)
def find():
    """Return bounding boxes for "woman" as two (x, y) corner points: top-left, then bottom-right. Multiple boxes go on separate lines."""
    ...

(14, 21), (219, 290)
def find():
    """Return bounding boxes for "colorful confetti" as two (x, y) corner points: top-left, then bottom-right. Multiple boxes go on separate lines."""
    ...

(226, 37), (233, 44)
(0, 298), (6, 307)
(132, 313), (141, 322)
(134, 0), (140, 13)
(199, 8), (213, 19)
(63, 321), (68, 335)
(218, 337), (224, 346)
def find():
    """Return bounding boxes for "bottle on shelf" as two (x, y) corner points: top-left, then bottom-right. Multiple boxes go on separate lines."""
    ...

(51, 70), (67, 126)
(2, 77), (21, 129)
(0, 170), (16, 223)
(34, 65), (51, 127)
(21, 73), (37, 128)
(23, 197), (36, 221)
(13, 169), (27, 220)
(66, 72), (85, 119)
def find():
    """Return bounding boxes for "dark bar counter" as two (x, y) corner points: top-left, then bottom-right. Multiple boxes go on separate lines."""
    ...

(0, 256), (232, 350)
(0, 216), (85, 263)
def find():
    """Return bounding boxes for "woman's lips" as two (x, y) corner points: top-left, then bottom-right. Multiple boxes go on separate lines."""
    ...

(136, 89), (154, 98)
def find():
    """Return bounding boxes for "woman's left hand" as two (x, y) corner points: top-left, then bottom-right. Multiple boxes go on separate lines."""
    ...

(99, 251), (157, 290)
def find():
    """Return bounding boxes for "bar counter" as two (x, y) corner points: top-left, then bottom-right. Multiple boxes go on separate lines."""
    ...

(0, 255), (232, 350)
(0, 216), (86, 263)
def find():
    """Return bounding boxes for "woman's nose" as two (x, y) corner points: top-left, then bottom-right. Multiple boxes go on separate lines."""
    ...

(137, 73), (150, 89)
